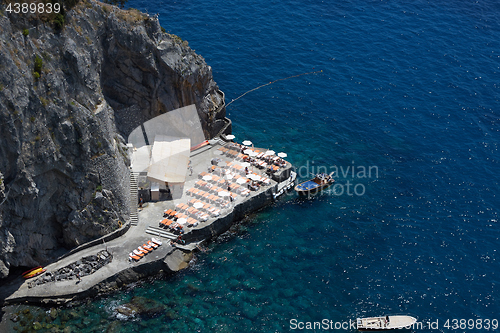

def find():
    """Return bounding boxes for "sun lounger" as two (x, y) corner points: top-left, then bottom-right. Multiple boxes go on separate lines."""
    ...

(198, 213), (209, 221)
(133, 249), (145, 257)
(161, 218), (176, 227)
(129, 253), (141, 261)
(208, 207), (220, 216)
(187, 217), (199, 227)
(136, 248), (147, 255)
(240, 189), (250, 196)
(147, 240), (158, 249)
(151, 237), (163, 246)
(138, 246), (150, 254)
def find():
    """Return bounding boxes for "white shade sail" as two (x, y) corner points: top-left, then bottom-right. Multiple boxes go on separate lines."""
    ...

(147, 135), (191, 184)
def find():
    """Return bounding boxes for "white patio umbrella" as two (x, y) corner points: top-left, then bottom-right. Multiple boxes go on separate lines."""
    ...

(193, 202), (204, 209)
(242, 140), (253, 146)
(202, 175), (213, 181)
(240, 162), (251, 167)
(249, 151), (258, 157)
(243, 149), (252, 155)
(218, 190), (230, 197)
(278, 152), (287, 158)
(177, 218), (188, 225)
(264, 150), (275, 156)
(226, 134), (235, 140)
(226, 174), (234, 180)
(236, 178), (247, 185)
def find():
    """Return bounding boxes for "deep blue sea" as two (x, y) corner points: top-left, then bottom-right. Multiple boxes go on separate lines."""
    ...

(5, 0), (500, 332)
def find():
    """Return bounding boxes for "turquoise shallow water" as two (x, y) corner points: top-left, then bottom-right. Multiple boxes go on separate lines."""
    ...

(5, 0), (500, 332)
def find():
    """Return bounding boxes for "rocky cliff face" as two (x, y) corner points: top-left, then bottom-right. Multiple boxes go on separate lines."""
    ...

(0, 1), (226, 278)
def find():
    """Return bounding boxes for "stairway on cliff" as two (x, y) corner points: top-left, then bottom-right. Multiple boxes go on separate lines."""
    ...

(130, 172), (139, 226)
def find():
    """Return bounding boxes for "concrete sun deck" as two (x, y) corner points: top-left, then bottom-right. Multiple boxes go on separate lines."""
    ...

(1, 139), (294, 305)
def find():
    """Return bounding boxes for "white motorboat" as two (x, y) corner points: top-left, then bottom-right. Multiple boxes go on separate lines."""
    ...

(357, 315), (417, 331)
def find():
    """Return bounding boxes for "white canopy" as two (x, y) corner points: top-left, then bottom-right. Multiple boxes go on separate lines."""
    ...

(147, 135), (191, 184)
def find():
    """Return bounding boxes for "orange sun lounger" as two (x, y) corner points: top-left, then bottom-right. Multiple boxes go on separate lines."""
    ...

(130, 253), (141, 260)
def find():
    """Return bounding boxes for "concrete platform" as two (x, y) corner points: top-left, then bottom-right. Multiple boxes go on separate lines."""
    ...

(1, 139), (294, 305)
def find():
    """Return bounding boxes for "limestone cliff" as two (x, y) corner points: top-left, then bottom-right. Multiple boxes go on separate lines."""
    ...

(0, 1), (226, 278)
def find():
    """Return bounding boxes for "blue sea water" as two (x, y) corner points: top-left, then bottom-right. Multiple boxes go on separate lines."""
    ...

(6, 0), (500, 331)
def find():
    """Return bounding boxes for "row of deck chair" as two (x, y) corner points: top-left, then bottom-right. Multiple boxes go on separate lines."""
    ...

(186, 188), (235, 207)
(175, 203), (210, 221)
(129, 239), (161, 261)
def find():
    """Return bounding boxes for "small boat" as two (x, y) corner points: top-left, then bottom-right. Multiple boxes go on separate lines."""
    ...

(294, 172), (334, 196)
(23, 268), (46, 279)
(22, 266), (42, 277)
(357, 315), (417, 331)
